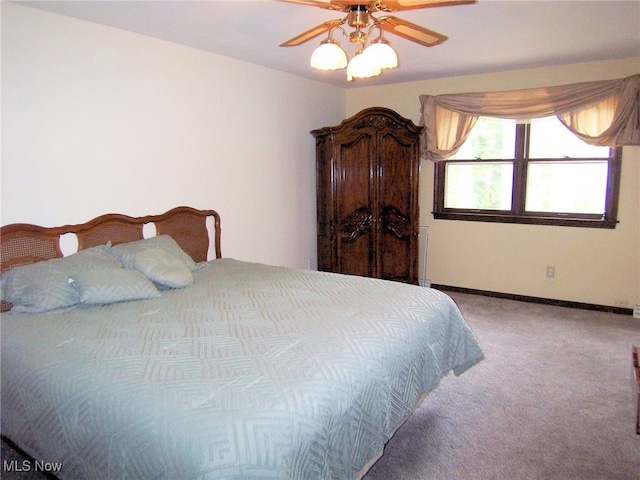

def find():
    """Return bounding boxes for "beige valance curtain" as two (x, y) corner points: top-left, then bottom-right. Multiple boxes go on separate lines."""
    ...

(419, 74), (640, 162)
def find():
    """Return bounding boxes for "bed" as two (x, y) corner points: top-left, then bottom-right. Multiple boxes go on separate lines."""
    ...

(1, 206), (484, 479)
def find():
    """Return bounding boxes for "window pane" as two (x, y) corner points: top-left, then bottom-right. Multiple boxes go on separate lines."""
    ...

(450, 117), (516, 160)
(525, 161), (608, 214)
(529, 116), (610, 158)
(445, 162), (513, 210)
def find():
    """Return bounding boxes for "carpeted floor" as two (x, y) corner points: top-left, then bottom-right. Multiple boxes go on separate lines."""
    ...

(2, 292), (639, 479)
(364, 292), (640, 480)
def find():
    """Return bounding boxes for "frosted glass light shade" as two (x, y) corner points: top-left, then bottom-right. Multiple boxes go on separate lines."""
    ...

(364, 40), (398, 69)
(310, 40), (348, 70)
(346, 50), (381, 81)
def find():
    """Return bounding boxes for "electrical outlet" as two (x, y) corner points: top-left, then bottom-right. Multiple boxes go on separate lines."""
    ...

(633, 305), (640, 319)
(546, 266), (555, 278)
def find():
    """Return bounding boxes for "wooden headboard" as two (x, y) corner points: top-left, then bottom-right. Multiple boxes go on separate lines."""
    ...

(1, 206), (221, 311)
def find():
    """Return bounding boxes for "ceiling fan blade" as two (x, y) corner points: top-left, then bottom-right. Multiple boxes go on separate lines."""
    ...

(375, 0), (475, 11)
(280, 19), (344, 47)
(279, 0), (476, 13)
(378, 16), (448, 47)
(277, 0), (346, 11)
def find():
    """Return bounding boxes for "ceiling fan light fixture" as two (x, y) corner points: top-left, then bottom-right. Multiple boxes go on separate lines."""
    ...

(310, 38), (348, 70)
(280, 0), (473, 81)
(347, 49), (382, 81)
(364, 37), (398, 69)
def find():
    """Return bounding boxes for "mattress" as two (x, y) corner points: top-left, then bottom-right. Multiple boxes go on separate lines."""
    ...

(1, 258), (484, 479)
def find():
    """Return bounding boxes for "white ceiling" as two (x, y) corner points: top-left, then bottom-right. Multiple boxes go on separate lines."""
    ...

(15, 0), (640, 88)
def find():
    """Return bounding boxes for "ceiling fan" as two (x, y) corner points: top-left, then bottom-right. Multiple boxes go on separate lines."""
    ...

(279, 0), (476, 80)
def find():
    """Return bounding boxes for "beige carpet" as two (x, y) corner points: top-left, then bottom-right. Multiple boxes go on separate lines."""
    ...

(364, 291), (640, 480)
(3, 291), (639, 479)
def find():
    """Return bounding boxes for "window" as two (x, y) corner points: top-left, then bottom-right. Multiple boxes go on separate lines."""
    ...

(434, 116), (622, 228)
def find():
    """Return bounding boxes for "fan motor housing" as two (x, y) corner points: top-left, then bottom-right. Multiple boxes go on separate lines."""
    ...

(347, 5), (370, 28)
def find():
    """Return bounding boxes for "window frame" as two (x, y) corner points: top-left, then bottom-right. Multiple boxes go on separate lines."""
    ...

(433, 122), (622, 229)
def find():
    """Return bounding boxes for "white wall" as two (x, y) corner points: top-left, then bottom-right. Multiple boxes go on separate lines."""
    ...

(347, 59), (640, 309)
(3, 3), (638, 309)
(1, 2), (346, 269)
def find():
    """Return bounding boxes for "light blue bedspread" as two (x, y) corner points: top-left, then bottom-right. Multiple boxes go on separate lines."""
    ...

(1, 259), (484, 479)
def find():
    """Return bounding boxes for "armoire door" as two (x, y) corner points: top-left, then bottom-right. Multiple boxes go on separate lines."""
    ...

(334, 129), (376, 278)
(377, 129), (419, 283)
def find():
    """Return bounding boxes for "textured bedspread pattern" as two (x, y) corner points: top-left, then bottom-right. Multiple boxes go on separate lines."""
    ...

(1, 259), (484, 479)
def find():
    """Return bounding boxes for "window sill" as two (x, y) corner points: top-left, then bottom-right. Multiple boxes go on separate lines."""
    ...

(433, 212), (617, 229)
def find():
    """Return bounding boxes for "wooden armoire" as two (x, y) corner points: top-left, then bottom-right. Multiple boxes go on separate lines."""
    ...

(311, 107), (423, 284)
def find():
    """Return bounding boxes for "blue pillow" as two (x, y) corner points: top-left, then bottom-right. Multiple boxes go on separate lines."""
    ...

(132, 247), (194, 289)
(70, 268), (161, 305)
(0, 244), (121, 313)
(110, 235), (197, 271)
